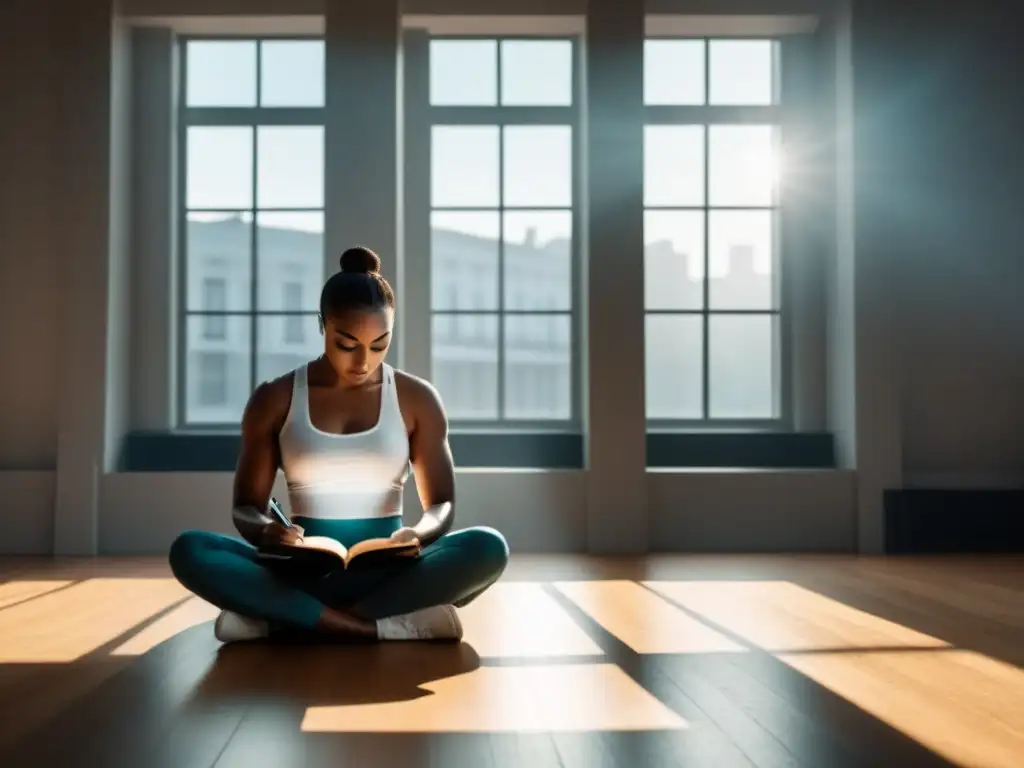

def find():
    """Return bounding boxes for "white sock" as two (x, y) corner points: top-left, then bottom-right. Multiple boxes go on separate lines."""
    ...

(375, 604), (463, 641)
(214, 610), (270, 643)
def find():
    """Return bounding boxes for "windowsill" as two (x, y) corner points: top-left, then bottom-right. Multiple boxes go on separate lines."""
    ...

(449, 425), (580, 436)
(645, 426), (788, 434)
(120, 429), (834, 472)
(647, 431), (835, 469)
(121, 429), (586, 471)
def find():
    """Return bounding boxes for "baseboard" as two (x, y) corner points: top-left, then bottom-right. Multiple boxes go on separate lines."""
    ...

(884, 488), (1024, 554)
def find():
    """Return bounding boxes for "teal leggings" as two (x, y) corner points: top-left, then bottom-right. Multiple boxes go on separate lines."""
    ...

(168, 516), (509, 630)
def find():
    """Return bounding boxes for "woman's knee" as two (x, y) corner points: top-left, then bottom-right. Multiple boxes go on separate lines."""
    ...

(169, 530), (203, 567)
(168, 530), (232, 586)
(454, 526), (510, 577)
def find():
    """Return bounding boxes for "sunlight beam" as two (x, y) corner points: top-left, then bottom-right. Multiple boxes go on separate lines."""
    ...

(643, 580), (950, 652)
(782, 649), (1024, 768)
(0, 578), (191, 662)
(457, 582), (604, 658)
(0, 580), (75, 610)
(554, 580), (746, 654)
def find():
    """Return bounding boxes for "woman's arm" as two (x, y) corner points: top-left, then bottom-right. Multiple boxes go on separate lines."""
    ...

(402, 375), (456, 549)
(232, 379), (299, 547)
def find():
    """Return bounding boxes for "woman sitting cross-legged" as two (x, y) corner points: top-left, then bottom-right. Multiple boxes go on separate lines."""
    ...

(168, 246), (509, 643)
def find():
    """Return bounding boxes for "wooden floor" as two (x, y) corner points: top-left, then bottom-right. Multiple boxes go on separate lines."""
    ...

(1, 555), (1022, 767)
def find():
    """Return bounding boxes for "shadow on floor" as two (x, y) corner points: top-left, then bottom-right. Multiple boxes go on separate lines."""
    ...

(191, 637), (481, 707)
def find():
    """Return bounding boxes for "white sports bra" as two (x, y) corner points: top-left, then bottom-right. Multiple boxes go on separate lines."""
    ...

(278, 362), (410, 520)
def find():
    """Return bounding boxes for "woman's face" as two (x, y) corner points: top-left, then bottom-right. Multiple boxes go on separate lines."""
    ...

(320, 307), (394, 387)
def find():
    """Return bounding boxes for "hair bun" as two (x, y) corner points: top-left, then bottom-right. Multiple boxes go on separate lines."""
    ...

(339, 247), (381, 275)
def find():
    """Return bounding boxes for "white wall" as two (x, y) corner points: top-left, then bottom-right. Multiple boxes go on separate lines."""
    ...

(99, 469), (588, 554)
(861, 0), (1024, 490)
(98, 467), (855, 555)
(0, 1), (60, 472)
(649, 469), (855, 552)
(0, 2), (63, 554)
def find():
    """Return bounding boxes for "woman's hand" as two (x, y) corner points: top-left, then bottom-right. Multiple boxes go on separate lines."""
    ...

(260, 522), (304, 548)
(389, 526), (422, 551)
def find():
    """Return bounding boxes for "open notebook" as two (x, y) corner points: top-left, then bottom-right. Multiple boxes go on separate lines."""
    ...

(256, 498), (419, 570)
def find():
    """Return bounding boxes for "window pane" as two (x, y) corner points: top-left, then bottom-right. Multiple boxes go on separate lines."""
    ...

(644, 40), (705, 105)
(186, 41), (256, 107)
(185, 315), (251, 424)
(501, 40), (573, 106)
(504, 211), (572, 311)
(257, 127), (324, 209)
(186, 212), (252, 312)
(504, 314), (572, 420)
(256, 212), (324, 310)
(709, 210), (776, 310)
(431, 212), (499, 311)
(709, 314), (778, 418)
(709, 125), (778, 207)
(432, 314), (499, 420)
(645, 315), (703, 419)
(644, 211), (704, 310)
(432, 126), (500, 207)
(709, 40), (776, 106)
(260, 41), (325, 107)
(644, 125), (704, 207)
(430, 40), (497, 106)
(503, 126), (572, 207)
(204, 278), (226, 311)
(186, 127), (253, 209)
(200, 278), (228, 340)
(257, 314), (322, 384)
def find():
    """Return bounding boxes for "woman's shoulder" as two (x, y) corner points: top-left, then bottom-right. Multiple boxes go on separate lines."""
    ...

(243, 369), (297, 430)
(392, 368), (446, 420)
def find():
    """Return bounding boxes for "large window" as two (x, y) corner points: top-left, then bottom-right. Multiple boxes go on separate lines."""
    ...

(644, 39), (783, 425)
(179, 38), (326, 425)
(426, 38), (579, 427)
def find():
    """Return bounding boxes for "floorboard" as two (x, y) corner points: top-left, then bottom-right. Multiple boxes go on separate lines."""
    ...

(0, 555), (1021, 767)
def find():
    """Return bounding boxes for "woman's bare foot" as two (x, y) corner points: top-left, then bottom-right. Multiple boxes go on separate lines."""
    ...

(314, 606), (379, 639)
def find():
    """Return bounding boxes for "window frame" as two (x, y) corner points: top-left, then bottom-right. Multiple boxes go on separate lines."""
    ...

(414, 32), (585, 433)
(643, 35), (792, 432)
(175, 34), (326, 429)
